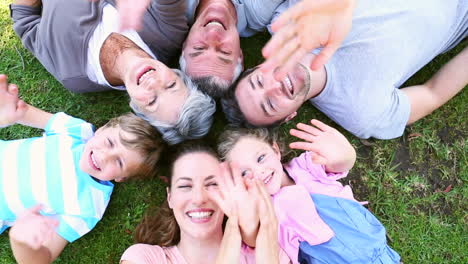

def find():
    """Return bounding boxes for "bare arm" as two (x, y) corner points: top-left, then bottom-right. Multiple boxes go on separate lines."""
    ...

(402, 46), (468, 124)
(9, 205), (67, 264)
(215, 216), (242, 264)
(0, 74), (53, 130)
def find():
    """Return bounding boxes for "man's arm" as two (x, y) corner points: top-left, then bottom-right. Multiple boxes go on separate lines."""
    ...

(402, 46), (468, 124)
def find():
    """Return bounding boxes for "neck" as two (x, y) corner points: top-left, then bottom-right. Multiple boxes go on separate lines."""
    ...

(196, 0), (237, 21)
(100, 33), (150, 86)
(301, 54), (327, 101)
(177, 229), (223, 264)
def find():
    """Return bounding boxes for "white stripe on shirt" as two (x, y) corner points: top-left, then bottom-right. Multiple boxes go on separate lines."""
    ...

(1, 141), (25, 214)
(59, 136), (81, 216)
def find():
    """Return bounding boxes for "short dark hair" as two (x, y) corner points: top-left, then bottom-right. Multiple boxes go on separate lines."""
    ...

(221, 67), (285, 129)
(192, 76), (230, 98)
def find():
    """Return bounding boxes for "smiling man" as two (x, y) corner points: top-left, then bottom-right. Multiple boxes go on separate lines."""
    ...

(223, 0), (468, 140)
(179, 0), (285, 97)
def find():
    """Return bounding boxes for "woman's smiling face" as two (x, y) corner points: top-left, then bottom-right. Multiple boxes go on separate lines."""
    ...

(167, 151), (224, 240)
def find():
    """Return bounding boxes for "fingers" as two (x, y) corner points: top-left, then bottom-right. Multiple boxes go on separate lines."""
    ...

(310, 43), (340, 70)
(0, 74), (7, 91)
(255, 180), (275, 220)
(290, 128), (316, 142)
(261, 24), (297, 69)
(229, 162), (245, 189)
(309, 119), (332, 132)
(273, 47), (308, 81)
(289, 141), (321, 153)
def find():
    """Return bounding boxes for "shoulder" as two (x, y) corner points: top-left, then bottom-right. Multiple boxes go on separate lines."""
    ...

(121, 244), (168, 264)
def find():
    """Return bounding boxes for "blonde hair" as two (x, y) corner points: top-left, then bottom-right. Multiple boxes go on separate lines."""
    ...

(217, 127), (288, 163)
(103, 113), (166, 180)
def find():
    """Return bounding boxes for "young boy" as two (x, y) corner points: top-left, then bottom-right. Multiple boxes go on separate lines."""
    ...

(0, 74), (165, 263)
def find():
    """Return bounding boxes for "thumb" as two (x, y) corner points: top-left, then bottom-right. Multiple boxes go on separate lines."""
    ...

(310, 43), (340, 70)
(311, 153), (327, 165)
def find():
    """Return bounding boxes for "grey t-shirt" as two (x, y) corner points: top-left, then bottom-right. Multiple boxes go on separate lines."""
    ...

(186, 0), (284, 37)
(274, 0), (467, 139)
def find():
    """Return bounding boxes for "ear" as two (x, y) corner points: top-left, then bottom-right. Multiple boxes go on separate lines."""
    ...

(284, 112), (297, 123)
(114, 176), (127, 183)
(166, 187), (173, 209)
(272, 141), (281, 157)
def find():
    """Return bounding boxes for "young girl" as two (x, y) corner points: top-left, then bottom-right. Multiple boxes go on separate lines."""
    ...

(217, 119), (401, 264)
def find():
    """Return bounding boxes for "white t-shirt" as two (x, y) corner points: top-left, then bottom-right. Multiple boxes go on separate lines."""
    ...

(86, 4), (157, 90)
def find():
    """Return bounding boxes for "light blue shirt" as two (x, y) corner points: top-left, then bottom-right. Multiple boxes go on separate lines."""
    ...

(273, 0), (468, 139)
(186, 0), (284, 37)
(0, 113), (114, 242)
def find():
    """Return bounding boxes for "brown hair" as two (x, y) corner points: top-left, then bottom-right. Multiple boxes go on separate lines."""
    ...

(217, 127), (289, 163)
(103, 113), (166, 180)
(134, 141), (219, 246)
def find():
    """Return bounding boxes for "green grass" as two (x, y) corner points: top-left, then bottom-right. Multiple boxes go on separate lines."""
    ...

(1, 1), (467, 263)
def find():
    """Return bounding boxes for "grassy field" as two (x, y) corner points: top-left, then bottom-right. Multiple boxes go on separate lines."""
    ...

(0, 1), (467, 263)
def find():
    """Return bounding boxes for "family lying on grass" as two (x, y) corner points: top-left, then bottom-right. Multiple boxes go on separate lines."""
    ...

(1, 0), (467, 263)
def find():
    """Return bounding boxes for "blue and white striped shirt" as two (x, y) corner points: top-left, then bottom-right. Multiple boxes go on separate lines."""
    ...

(0, 113), (114, 242)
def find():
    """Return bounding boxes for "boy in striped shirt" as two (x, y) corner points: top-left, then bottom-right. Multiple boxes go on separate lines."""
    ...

(0, 74), (165, 263)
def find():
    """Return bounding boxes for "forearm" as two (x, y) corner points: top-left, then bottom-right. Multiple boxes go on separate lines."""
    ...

(325, 152), (356, 173)
(403, 47), (468, 124)
(216, 218), (242, 264)
(10, 238), (52, 264)
(17, 103), (53, 129)
(240, 224), (259, 248)
(12, 0), (41, 7)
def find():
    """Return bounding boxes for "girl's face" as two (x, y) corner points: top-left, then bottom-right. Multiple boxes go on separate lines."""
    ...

(226, 137), (285, 195)
(167, 152), (224, 240)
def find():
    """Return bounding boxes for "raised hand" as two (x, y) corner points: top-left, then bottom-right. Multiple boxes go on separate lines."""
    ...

(0, 74), (28, 128)
(9, 205), (59, 250)
(88, 0), (150, 31)
(254, 179), (280, 264)
(261, 0), (354, 81)
(289, 119), (356, 172)
(209, 162), (259, 247)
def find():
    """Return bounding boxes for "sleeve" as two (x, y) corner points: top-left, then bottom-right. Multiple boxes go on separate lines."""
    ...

(286, 152), (348, 184)
(141, 0), (189, 62)
(267, 0), (301, 34)
(9, 4), (42, 55)
(55, 214), (97, 242)
(43, 113), (94, 140)
(121, 244), (166, 264)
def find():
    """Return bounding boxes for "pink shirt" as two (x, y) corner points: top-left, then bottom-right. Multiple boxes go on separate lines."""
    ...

(272, 151), (357, 264)
(121, 243), (290, 264)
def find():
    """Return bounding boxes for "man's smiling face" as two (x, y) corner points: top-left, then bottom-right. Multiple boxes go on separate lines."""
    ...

(182, 0), (242, 84)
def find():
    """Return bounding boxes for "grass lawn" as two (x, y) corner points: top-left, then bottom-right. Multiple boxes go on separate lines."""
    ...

(0, 1), (467, 263)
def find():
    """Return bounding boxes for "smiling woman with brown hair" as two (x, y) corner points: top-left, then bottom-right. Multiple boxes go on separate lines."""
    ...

(120, 142), (290, 264)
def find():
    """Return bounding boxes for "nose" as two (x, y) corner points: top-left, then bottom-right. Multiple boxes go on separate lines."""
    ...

(191, 187), (208, 205)
(264, 79), (283, 97)
(205, 27), (224, 44)
(253, 168), (267, 180)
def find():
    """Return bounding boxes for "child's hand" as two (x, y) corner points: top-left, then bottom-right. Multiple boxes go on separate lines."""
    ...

(9, 205), (59, 250)
(289, 119), (356, 172)
(210, 162), (259, 247)
(254, 179), (280, 263)
(0, 74), (28, 128)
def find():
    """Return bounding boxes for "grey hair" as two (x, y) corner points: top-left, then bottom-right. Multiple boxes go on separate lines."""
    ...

(130, 69), (216, 145)
(179, 52), (243, 97)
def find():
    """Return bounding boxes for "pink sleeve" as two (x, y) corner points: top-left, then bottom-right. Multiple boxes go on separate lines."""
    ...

(120, 244), (167, 264)
(285, 152), (348, 183)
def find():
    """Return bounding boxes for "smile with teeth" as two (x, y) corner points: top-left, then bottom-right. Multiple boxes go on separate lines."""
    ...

(90, 151), (101, 171)
(137, 68), (156, 85)
(187, 211), (214, 219)
(263, 172), (274, 184)
(205, 20), (226, 30)
(283, 76), (294, 95)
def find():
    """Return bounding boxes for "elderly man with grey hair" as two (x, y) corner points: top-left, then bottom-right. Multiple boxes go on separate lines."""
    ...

(179, 0), (285, 97)
(10, 0), (216, 145)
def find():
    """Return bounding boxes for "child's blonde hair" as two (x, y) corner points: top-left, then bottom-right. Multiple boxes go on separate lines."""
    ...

(217, 127), (288, 163)
(103, 113), (166, 180)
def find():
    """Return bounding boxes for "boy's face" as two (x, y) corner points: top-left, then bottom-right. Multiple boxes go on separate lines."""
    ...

(79, 126), (145, 182)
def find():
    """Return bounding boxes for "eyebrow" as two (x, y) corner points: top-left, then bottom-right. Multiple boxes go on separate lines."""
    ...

(247, 74), (271, 117)
(218, 56), (233, 65)
(204, 175), (216, 181)
(176, 177), (192, 182)
(188, 52), (203, 58)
